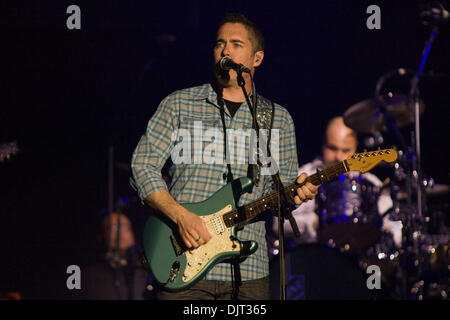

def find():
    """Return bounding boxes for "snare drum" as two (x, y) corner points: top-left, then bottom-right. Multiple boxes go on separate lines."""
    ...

(317, 173), (383, 253)
(269, 243), (375, 300)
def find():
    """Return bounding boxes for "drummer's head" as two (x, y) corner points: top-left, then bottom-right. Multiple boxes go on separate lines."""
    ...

(322, 116), (357, 167)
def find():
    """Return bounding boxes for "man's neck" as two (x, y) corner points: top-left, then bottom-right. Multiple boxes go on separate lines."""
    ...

(221, 79), (253, 102)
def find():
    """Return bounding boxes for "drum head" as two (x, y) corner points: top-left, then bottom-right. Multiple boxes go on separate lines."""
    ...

(270, 244), (373, 300)
(319, 222), (382, 253)
(316, 174), (382, 253)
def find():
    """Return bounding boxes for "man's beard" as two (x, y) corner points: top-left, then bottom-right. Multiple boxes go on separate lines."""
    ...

(214, 62), (232, 88)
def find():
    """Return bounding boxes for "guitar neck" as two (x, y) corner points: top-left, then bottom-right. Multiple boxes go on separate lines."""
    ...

(223, 161), (349, 228)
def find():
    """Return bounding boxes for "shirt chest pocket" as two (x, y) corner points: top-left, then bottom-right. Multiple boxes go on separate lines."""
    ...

(179, 114), (221, 133)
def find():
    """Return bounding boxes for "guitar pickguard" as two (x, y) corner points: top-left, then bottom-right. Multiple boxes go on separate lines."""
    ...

(182, 204), (241, 282)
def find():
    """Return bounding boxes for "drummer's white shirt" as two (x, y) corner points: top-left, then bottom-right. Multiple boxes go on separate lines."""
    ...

(272, 157), (403, 247)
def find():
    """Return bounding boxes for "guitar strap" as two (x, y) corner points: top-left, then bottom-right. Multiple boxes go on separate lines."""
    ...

(217, 97), (234, 184)
(217, 92), (274, 300)
(254, 99), (275, 181)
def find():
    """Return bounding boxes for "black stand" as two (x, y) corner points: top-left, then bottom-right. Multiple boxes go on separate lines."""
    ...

(107, 146), (121, 265)
(236, 70), (300, 300)
(272, 172), (298, 300)
(409, 26), (438, 223)
(406, 25), (439, 299)
(105, 146), (124, 296)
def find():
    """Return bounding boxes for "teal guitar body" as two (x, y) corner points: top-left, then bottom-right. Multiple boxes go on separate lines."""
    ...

(142, 177), (258, 292)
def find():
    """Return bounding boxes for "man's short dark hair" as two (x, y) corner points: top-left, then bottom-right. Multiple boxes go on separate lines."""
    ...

(217, 13), (264, 52)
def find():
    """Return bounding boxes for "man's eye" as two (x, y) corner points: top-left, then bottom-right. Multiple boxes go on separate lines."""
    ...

(326, 145), (338, 151)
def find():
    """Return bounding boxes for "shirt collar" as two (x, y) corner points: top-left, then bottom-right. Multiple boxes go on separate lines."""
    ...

(191, 83), (217, 101)
(192, 82), (272, 119)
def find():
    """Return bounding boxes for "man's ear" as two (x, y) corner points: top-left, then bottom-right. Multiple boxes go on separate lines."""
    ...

(253, 51), (264, 67)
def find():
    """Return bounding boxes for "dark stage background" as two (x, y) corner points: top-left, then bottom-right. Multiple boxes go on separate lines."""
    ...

(1, 1), (449, 299)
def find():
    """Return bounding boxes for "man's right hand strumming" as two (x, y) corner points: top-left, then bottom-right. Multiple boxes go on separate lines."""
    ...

(175, 210), (212, 249)
(145, 189), (212, 249)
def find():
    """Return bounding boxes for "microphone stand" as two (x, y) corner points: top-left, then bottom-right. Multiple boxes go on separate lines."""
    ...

(107, 146), (121, 266)
(272, 171), (298, 300)
(236, 71), (300, 300)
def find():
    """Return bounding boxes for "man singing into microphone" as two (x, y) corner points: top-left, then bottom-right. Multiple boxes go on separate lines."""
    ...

(131, 13), (317, 300)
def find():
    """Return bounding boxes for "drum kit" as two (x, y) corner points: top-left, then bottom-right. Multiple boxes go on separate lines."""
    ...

(270, 9), (449, 297)
(343, 85), (449, 300)
(270, 72), (449, 299)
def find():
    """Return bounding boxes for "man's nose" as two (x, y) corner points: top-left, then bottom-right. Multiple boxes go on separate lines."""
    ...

(221, 43), (231, 57)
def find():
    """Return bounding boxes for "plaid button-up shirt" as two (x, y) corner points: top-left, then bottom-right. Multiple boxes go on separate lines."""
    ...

(131, 83), (299, 281)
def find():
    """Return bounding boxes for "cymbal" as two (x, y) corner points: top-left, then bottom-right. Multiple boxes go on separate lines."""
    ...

(343, 94), (425, 134)
(426, 184), (450, 197)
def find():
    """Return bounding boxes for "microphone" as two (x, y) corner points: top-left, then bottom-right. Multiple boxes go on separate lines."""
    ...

(219, 56), (250, 73)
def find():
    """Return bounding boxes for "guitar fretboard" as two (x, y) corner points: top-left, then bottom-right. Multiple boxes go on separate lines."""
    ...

(223, 161), (348, 227)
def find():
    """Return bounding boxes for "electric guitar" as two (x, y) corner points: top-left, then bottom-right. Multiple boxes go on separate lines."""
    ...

(142, 148), (397, 291)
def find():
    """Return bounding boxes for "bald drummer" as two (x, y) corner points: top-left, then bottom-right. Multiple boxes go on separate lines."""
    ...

(272, 116), (402, 247)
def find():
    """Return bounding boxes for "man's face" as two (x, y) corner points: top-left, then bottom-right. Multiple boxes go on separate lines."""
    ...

(214, 22), (262, 87)
(322, 129), (357, 167)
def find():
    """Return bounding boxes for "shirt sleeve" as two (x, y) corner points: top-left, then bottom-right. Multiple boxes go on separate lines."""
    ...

(131, 94), (179, 201)
(276, 107), (299, 186)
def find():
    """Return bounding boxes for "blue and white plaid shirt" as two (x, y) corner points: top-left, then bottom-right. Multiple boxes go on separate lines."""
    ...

(131, 83), (299, 281)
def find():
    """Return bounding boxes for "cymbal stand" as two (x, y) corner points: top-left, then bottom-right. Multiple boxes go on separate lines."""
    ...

(403, 9), (446, 297)
(410, 25), (438, 223)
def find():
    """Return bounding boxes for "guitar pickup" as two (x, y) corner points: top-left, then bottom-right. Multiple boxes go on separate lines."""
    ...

(170, 234), (186, 256)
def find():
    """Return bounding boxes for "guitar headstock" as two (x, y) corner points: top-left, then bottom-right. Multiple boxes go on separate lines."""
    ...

(345, 148), (397, 173)
(0, 141), (19, 163)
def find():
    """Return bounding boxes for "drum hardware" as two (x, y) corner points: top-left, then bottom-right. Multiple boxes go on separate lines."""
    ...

(341, 11), (449, 296)
(269, 244), (376, 300)
(270, 4), (449, 299)
(347, 4), (450, 292)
